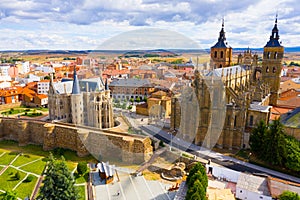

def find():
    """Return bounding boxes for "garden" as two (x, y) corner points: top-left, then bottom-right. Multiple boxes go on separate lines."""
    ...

(0, 140), (95, 200)
(1, 106), (48, 118)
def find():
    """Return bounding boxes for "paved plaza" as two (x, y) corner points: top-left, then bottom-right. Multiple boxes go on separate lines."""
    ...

(93, 167), (176, 200)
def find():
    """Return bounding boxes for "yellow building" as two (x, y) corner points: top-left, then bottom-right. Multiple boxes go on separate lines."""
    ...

(136, 91), (171, 117)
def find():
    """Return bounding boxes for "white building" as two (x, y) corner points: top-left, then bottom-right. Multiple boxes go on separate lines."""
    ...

(37, 80), (50, 94)
(236, 174), (272, 200)
(35, 66), (55, 73)
(0, 64), (10, 76)
(22, 61), (30, 74)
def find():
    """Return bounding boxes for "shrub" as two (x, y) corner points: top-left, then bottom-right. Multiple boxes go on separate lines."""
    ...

(23, 174), (34, 182)
(159, 140), (165, 147)
(77, 162), (87, 176)
(53, 148), (65, 156)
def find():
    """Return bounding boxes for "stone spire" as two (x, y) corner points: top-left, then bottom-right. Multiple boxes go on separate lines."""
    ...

(72, 67), (80, 94)
(48, 73), (56, 94)
(211, 18), (229, 48)
(265, 14), (282, 47)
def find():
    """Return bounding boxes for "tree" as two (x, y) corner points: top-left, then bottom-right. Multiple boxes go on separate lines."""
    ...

(279, 191), (300, 200)
(77, 162), (87, 176)
(0, 190), (17, 200)
(37, 153), (78, 200)
(186, 180), (206, 200)
(130, 98), (134, 104)
(186, 163), (208, 200)
(249, 120), (268, 158)
(136, 97), (141, 103)
(264, 119), (287, 165)
(285, 136), (300, 172)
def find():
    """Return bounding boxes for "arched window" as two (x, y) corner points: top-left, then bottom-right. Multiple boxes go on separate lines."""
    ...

(266, 66), (269, 73)
(214, 51), (217, 58)
(96, 96), (100, 102)
(220, 64), (222, 68)
(221, 51), (224, 58)
(273, 67), (276, 73)
(267, 52), (270, 59)
(274, 52), (277, 59)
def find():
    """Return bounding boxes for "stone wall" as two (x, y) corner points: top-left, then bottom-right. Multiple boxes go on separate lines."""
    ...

(284, 126), (300, 141)
(0, 102), (22, 112)
(0, 118), (153, 164)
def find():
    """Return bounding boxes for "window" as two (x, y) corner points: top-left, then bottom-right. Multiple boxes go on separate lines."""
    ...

(266, 67), (269, 73)
(273, 67), (276, 73)
(220, 64), (222, 68)
(220, 51), (224, 58)
(267, 52), (270, 59)
(274, 52), (277, 59)
(249, 115), (254, 126)
(234, 116), (237, 127)
(214, 51), (217, 58)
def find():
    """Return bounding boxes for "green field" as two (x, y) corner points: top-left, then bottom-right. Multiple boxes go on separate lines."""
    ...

(14, 175), (38, 199)
(0, 152), (19, 165)
(12, 154), (43, 167)
(0, 167), (26, 191)
(20, 160), (47, 175)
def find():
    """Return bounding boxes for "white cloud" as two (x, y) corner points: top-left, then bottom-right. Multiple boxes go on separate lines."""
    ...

(0, 0), (299, 50)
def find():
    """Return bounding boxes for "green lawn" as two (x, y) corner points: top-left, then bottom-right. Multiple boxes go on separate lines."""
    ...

(12, 154), (43, 167)
(14, 175), (38, 199)
(75, 171), (89, 184)
(0, 152), (19, 165)
(1, 107), (48, 116)
(20, 160), (47, 175)
(66, 161), (78, 172)
(0, 167), (26, 191)
(76, 185), (86, 200)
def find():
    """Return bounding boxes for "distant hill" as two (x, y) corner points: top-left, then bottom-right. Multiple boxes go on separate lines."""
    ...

(1, 47), (300, 55)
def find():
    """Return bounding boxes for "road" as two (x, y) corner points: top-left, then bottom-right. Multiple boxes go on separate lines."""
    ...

(122, 111), (300, 184)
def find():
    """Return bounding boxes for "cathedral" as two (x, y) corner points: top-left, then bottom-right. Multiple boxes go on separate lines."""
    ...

(48, 68), (114, 129)
(171, 17), (284, 149)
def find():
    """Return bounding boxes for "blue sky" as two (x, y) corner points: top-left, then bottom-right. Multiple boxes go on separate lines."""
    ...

(0, 0), (299, 50)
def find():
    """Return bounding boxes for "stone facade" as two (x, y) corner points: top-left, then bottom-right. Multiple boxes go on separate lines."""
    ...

(0, 118), (153, 164)
(48, 70), (114, 129)
(171, 18), (283, 150)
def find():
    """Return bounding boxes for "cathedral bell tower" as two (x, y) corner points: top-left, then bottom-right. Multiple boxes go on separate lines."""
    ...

(262, 15), (284, 106)
(210, 20), (232, 69)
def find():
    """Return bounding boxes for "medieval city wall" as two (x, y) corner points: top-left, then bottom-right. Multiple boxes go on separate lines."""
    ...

(0, 118), (152, 164)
